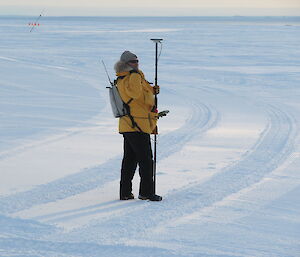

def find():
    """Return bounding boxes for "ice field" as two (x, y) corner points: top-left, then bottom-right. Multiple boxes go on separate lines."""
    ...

(0, 16), (300, 256)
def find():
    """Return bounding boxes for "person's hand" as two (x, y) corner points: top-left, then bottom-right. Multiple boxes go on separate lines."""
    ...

(153, 85), (160, 94)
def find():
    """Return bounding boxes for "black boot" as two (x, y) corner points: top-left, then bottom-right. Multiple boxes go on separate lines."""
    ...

(138, 194), (162, 201)
(120, 193), (135, 200)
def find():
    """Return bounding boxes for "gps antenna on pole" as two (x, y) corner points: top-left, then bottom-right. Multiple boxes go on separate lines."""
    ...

(150, 38), (163, 195)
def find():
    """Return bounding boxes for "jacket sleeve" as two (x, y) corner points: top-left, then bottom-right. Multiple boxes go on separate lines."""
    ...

(125, 73), (143, 99)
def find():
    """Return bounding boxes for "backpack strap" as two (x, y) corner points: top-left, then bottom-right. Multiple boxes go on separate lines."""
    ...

(126, 98), (133, 105)
(115, 74), (143, 133)
(114, 75), (126, 85)
(124, 105), (143, 132)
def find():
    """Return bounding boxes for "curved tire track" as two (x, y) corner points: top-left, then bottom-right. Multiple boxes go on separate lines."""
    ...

(0, 88), (219, 215)
(61, 102), (297, 242)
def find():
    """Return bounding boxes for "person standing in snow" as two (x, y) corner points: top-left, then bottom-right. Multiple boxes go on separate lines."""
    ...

(114, 51), (162, 201)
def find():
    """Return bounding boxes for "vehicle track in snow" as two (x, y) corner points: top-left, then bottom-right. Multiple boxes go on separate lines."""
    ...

(0, 88), (219, 215)
(55, 96), (297, 244)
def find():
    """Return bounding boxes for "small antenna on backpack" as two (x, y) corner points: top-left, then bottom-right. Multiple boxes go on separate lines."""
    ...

(101, 60), (113, 87)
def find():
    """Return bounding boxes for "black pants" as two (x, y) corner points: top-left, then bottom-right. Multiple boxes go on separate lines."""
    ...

(120, 132), (154, 198)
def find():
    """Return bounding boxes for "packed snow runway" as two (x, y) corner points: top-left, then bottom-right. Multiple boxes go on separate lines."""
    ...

(0, 16), (299, 256)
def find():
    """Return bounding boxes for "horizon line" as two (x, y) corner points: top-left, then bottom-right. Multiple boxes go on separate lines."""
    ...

(1, 14), (300, 17)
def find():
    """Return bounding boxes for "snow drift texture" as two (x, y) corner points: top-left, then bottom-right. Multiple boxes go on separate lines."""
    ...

(0, 16), (299, 257)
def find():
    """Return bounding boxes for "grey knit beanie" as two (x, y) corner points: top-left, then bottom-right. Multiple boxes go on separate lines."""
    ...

(120, 51), (138, 63)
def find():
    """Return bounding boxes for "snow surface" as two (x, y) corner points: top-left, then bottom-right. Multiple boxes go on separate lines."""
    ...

(0, 16), (300, 256)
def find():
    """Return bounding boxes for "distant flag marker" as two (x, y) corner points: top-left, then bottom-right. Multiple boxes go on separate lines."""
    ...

(29, 10), (45, 32)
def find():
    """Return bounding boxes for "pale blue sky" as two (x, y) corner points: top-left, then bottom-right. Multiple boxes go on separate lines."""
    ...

(0, 0), (299, 16)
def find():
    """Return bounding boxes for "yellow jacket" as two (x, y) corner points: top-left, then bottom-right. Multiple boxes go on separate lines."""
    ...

(116, 69), (158, 134)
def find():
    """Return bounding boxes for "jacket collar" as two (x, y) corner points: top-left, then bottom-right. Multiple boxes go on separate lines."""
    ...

(116, 71), (130, 77)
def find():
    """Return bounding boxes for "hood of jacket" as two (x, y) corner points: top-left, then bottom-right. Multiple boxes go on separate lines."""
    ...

(114, 60), (132, 74)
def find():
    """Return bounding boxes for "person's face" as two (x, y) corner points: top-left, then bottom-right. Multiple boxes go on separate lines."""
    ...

(127, 58), (139, 70)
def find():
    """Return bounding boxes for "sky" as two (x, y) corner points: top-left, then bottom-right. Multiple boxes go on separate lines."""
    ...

(0, 0), (300, 16)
